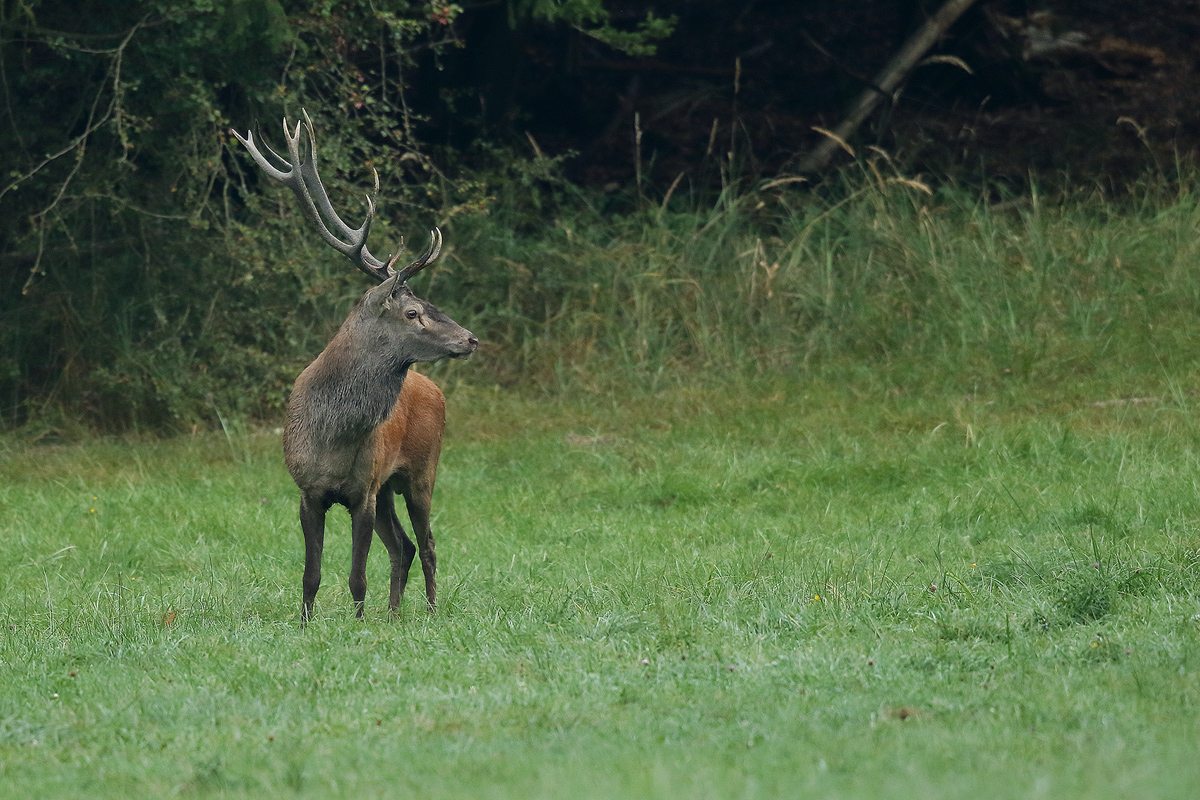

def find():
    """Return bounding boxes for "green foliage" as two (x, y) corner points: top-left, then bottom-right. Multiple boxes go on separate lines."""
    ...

(508, 0), (676, 56)
(215, 0), (292, 59)
(4, 0), (678, 433)
(0, 0), (474, 431)
(4, 1), (1200, 438)
(578, 11), (677, 57)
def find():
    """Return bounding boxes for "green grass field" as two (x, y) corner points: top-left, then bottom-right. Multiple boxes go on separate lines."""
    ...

(2, 372), (1199, 798)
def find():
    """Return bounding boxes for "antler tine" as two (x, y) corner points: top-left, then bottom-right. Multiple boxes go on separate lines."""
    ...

(230, 128), (290, 183)
(282, 119), (387, 281)
(391, 227), (443, 284)
(230, 111), (393, 283)
(246, 123), (290, 172)
(292, 114), (391, 280)
(297, 111), (377, 247)
(416, 226), (443, 268)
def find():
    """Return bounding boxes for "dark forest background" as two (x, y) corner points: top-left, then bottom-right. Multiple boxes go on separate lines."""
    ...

(3, 0), (1199, 433)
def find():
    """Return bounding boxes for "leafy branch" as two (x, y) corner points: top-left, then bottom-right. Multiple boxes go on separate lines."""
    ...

(508, 0), (676, 56)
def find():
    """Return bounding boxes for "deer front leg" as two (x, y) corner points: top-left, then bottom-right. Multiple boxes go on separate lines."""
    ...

(299, 495), (327, 623)
(348, 495), (377, 619)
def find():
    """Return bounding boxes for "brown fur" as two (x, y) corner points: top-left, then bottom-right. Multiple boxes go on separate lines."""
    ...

(364, 371), (447, 617)
(370, 371), (445, 497)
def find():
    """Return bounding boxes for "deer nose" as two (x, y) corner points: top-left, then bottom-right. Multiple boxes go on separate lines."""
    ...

(467, 335), (478, 348)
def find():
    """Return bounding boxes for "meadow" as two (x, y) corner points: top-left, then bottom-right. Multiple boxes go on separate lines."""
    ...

(3, 175), (1200, 797)
(2, 375), (1199, 798)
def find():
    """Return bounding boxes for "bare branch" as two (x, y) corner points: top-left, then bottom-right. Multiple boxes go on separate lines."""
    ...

(2, 18), (145, 206)
(797, 0), (978, 172)
(18, 19), (146, 293)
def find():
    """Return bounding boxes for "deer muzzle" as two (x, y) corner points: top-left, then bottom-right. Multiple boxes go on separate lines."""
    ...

(449, 333), (479, 358)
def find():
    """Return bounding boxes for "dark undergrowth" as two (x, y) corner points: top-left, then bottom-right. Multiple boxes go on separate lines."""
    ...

(10, 160), (1200, 436)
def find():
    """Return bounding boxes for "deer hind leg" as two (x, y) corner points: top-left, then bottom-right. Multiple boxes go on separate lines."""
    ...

(374, 484), (417, 614)
(403, 481), (437, 611)
(299, 494), (328, 623)
(348, 494), (377, 619)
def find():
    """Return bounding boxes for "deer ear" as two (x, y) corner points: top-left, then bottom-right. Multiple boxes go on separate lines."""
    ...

(361, 276), (397, 316)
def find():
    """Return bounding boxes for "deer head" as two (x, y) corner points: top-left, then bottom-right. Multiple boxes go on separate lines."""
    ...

(230, 111), (477, 368)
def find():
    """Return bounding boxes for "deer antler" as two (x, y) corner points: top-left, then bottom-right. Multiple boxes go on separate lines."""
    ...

(231, 110), (441, 284)
(386, 226), (442, 285)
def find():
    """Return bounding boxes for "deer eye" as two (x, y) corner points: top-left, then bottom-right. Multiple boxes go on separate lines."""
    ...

(406, 309), (418, 319)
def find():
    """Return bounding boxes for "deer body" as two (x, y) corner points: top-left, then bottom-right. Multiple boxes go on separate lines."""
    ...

(284, 303), (457, 616)
(233, 113), (476, 620)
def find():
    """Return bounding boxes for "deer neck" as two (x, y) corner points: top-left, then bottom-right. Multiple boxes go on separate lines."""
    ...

(296, 321), (414, 443)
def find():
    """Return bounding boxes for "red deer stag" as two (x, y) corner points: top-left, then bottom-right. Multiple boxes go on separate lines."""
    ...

(231, 112), (477, 621)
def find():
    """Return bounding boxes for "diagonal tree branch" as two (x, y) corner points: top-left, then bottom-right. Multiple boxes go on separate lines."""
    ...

(798, 0), (978, 172)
